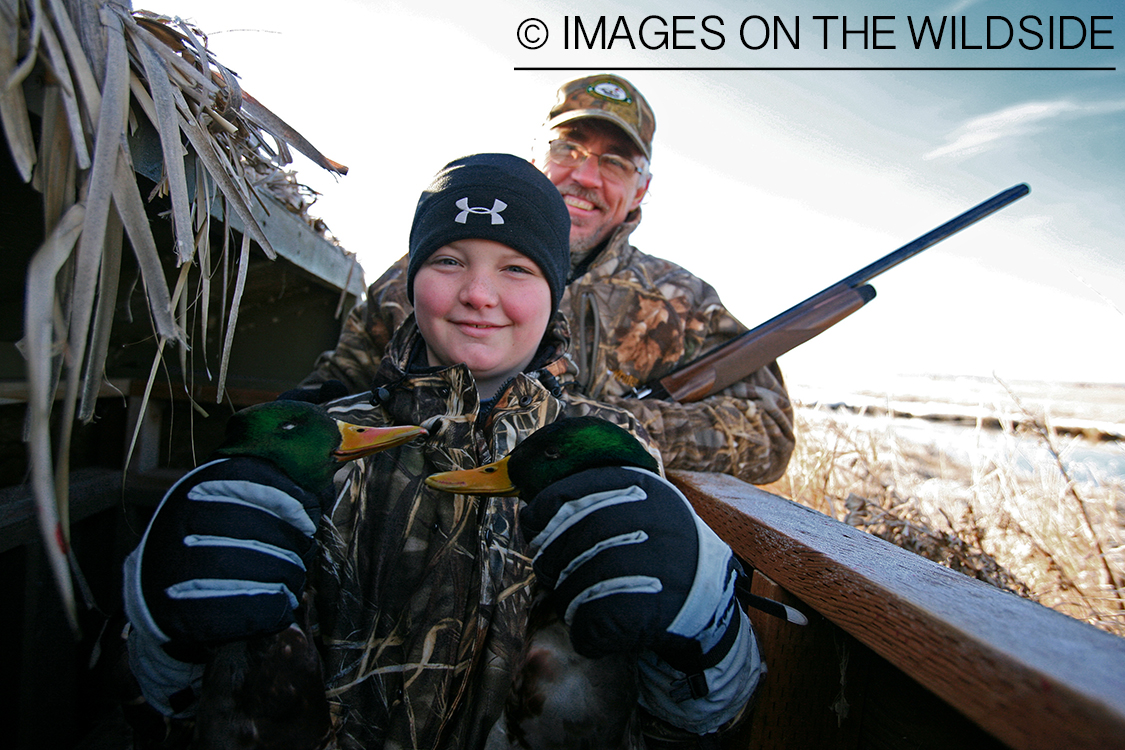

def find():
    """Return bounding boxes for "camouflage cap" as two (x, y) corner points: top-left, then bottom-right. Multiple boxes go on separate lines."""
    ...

(545, 74), (655, 160)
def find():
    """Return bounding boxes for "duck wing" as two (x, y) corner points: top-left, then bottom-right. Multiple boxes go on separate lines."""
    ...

(193, 623), (332, 750)
(488, 597), (641, 750)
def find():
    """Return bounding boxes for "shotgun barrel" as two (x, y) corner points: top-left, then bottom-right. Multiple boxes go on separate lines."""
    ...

(632, 183), (1030, 403)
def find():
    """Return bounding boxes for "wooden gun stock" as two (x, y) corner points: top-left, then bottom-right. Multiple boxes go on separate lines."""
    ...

(633, 183), (1030, 403)
(636, 284), (875, 402)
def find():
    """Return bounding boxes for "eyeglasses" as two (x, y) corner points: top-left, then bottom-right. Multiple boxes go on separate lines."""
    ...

(546, 139), (643, 183)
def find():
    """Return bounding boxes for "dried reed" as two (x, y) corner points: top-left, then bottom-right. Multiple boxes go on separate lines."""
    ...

(2, 0), (347, 629)
(763, 397), (1125, 637)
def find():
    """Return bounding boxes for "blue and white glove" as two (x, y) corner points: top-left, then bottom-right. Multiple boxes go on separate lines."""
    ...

(123, 456), (324, 716)
(520, 465), (763, 734)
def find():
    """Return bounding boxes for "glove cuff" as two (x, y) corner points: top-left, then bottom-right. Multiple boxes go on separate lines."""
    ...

(656, 599), (743, 701)
(638, 608), (763, 735)
(126, 620), (206, 719)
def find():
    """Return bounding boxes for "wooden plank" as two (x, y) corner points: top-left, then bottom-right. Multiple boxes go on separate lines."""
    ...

(0, 378), (131, 405)
(125, 378), (281, 406)
(0, 468), (122, 553)
(856, 650), (1006, 750)
(668, 470), (1125, 750)
(124, 396), (163, 474)
(741, 572), (863, 750)
(0, 468), (179, 553)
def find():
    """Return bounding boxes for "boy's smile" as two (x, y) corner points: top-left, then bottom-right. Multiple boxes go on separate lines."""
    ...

(413, 238), (553, 399)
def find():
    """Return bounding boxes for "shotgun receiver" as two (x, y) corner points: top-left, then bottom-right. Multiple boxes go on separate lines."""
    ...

(631, 183), (1030, 403)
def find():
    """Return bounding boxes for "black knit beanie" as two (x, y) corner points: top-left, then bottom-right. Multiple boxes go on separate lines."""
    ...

(407, 154), (571, 313)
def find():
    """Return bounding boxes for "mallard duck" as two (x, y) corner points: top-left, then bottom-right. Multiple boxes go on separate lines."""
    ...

(214, 399), (424, 488)
(200, 400), (425, 750)
(425, 417), (653, 750)
(428, 416), (805, 627)
(423, 416), (658, 500)
(126, 400), (425, 750)
(481, 595), (640, 750)
(424, 417), (803, 749)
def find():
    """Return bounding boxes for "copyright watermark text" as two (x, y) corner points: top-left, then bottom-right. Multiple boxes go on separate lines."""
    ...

(514, 14), (1114, 52)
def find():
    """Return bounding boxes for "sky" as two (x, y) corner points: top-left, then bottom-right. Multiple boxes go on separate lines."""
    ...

(140, 0), (1124, 390)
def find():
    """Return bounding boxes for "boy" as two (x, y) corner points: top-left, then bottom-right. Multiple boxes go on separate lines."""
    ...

(314, 153), (662, 748)
(127, 154), (759, 749)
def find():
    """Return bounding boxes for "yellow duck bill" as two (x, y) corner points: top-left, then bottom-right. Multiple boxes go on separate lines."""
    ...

(334, 423), (426, 461)
(424, 455), (518, 495)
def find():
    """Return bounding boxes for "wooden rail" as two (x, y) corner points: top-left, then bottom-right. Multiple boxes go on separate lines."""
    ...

(669, 470), (1125, 750)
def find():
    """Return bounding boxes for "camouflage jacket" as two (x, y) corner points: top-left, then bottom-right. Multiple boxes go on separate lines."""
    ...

(306, 209), (794, 484)
(314, 315), (657, 750)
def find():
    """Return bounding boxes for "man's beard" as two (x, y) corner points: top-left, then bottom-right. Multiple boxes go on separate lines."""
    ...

(559, 185), (611, 258)
(569, 229), (606, 256)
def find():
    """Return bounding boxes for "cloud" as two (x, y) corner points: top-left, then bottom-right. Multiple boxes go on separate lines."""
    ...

(924, 99), (1125, 160)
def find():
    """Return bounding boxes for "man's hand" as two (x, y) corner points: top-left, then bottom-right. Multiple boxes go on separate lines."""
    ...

(519, 465), (743, 698)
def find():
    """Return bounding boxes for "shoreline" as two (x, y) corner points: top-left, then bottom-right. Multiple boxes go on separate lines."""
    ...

(797, 398), (1125, 442)
(791, 375), (1125, 443)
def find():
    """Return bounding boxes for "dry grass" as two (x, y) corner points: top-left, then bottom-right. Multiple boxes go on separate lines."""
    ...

(761, 403), (1125, 637)
(4, 0), (348, 630)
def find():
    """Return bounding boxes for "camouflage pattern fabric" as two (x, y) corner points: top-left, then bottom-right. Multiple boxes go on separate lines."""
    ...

(313, 316), (656, 750)
(305, 208), (795, 485)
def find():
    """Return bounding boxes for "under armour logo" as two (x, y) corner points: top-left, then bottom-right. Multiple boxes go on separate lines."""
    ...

(455, 197), (507, 225)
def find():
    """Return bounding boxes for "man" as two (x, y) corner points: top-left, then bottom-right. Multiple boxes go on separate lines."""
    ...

(301, 74), (795, 485)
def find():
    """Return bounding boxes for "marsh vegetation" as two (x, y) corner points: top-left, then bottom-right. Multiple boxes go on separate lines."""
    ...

(764, 380), (1125, 637)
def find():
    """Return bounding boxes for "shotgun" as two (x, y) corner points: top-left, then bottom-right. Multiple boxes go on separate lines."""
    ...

(631, 183), (1031, 403)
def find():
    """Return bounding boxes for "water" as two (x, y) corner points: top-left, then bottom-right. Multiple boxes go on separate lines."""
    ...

(824, 410), (1125, 487)
(794, 376), (1125, 487)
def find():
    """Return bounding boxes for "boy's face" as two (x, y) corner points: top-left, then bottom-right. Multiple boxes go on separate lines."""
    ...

(414, 238), (553, 399)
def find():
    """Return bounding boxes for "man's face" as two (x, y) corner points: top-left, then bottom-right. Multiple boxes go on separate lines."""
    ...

(540, 121), (650, 254)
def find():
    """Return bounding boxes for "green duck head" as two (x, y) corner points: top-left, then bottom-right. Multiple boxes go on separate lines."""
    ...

(215, 400), (426, 493)
(424, 417), (658, 500)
